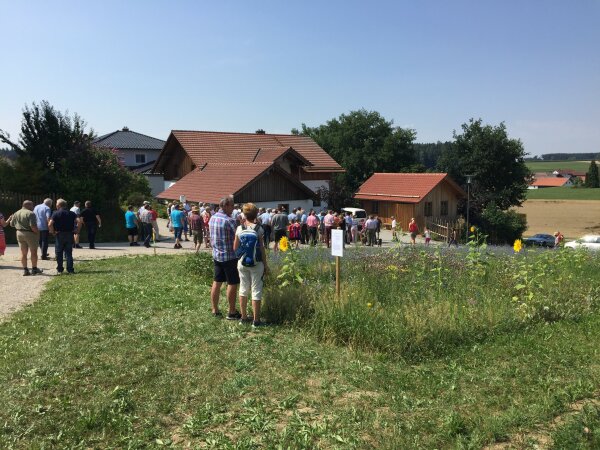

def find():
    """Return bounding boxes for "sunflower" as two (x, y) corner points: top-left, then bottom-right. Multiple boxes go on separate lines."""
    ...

(470, 226), (475, 233)
(513, 239), (522, 253)
(279, 236), (289, 252)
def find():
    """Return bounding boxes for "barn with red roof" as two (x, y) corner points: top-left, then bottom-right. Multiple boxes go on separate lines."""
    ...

(354, 173), (466, 230)
(152, 130), (344, 210)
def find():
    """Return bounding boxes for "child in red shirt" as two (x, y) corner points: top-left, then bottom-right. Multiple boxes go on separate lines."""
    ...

(288, 219), (302, 248)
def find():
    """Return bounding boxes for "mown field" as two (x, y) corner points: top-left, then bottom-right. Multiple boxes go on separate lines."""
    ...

(1, 249), (600, 448)
(526, 187), (600, 201)
(518, 199), (600, 238)
(526, 160), (591, 173)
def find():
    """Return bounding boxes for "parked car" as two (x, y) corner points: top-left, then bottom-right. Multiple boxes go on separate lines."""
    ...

(564, 235), (600, 251)
(342, 207), (367, 230)
(523, 233), (555, 248)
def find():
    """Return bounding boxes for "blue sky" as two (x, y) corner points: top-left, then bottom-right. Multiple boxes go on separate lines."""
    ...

(1, 0), (599, 156)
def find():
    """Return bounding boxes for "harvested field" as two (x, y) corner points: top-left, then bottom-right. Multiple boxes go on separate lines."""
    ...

(517, 199), (600, 238)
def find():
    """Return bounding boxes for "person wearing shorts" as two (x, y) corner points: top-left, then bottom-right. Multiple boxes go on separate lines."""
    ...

(234, 203), (267, 327)
(189, 206), (203, 253)
(7, 200), (42, 276)
(209, 196), (240, 320)
(170, 204), (185, 249)
(125, 205), (139, 246)
(408, 217), (419, 246)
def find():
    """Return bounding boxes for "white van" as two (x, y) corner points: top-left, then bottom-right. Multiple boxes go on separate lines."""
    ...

(342, 207), (367, 230)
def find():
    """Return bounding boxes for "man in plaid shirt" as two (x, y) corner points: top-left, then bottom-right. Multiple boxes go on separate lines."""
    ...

(209, 195), (241, 320)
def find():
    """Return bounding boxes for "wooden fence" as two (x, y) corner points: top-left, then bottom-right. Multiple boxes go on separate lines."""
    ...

(0, 191), (61, 208)
(425, 217), (463, 242)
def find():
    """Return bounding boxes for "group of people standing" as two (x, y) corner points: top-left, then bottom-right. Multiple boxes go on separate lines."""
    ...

(0, 199), (101, 276)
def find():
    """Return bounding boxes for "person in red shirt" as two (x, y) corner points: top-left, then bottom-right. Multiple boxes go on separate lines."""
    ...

(288, 219), (302, 249)
(408, 217), (419, 245)
(189, 207), (204, 253)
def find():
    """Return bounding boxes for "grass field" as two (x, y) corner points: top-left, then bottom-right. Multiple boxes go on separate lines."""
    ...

(526, 187), (600, 200)
(526, 160), (591, 173)
(1, 250), (600, 448)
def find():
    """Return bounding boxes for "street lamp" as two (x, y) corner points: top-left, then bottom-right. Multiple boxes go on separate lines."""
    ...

(465, 175), (474, 242)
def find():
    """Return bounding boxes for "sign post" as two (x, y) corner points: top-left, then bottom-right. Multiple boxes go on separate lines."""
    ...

(331, 229), (344, 298)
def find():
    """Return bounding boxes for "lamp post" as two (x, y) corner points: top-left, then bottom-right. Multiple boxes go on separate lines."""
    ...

(465, 175), (473, 242)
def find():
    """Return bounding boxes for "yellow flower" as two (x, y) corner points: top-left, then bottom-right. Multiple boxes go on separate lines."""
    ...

(279, 236), (289, 252)
(367, 303), (373, 308)
(513, 239), (522, 253)
(470, 226), (475, 233)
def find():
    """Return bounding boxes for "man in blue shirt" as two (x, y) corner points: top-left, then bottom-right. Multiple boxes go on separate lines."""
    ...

(33, 198), (53, 260)
(124, 205), (139, 246)
(49, 199), (78, 274)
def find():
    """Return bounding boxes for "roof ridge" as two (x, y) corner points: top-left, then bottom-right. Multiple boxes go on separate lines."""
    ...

(122, 129), (166, 143)
(172, 129), (304, 138)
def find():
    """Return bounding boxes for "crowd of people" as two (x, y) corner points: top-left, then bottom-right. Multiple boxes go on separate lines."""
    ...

(0, 199), (101, 276)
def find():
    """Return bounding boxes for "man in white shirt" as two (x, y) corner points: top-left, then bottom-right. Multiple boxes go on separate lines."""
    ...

(70, 201), (83, 248)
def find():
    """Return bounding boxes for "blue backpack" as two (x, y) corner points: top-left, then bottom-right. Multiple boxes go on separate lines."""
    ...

(236, 225), (263, 267)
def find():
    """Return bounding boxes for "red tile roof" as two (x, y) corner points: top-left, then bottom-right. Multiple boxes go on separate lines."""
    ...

(157, 163), (272, 204)
(530, 177), (571, 187)
(169, 130), (343, 170)
(354, 173), (465, 203)
(156, 162), (316, 204)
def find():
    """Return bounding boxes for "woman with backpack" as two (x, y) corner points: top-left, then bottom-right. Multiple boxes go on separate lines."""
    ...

(233, 203), (268, 328)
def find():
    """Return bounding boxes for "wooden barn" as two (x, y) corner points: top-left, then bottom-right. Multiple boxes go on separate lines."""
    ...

(354, 173), (466, 231)
(152, 130), (344, 210)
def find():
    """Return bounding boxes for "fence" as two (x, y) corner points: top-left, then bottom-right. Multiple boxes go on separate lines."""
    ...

(425, 217), (463, 242)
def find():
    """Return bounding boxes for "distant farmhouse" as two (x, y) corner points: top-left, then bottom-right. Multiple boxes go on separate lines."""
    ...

(528, 168), (583, 189)
(93, 127), (165, 169)
(354, 173), (465, 230)
(152, 130), (344, 210)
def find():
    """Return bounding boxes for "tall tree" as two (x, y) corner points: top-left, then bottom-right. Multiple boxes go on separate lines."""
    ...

(585, 160), (599, 188)
(438, 118), (531, 214)
(0, 101), (149, 204)
(296, 109), (418, 208)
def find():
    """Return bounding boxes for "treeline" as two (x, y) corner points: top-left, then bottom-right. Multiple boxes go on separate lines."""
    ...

(528, 152), (600, 161)
(412, 141), (452, 169)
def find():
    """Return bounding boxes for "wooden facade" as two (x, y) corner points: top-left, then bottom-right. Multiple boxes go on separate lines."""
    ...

(157, 138), (196, 180)
(359, 180), (463, 231)
(236, 169), (316, 203)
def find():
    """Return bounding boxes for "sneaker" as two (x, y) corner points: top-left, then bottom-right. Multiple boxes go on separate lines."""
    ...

(212, 311), (223, 318)
(226, 311), (242, 320)
(132, 242), (140, 246)
(252, 320), (265, 328)
(75, 244), (83, 249)
(41, 256), (51, 260)
(31, 267), (43, 275)
(66, 271), (75, 275)
(174, 244), (179, 249)
(89, 246), (95, 249)
(239, 317), (253, 325)
(23, 269), (31, 276)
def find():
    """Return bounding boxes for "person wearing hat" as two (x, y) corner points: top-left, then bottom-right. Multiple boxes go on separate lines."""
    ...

(189, 206), (203, 253)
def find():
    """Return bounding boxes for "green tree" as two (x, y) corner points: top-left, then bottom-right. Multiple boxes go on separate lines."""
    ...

(296, 109), (418, 208)
(0, 101), (149, 204)
(438, 118), (532, 215)
(585, 160), (599, 188)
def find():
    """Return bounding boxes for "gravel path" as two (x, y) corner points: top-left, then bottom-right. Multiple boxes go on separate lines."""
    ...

(0, 219), (424, 321)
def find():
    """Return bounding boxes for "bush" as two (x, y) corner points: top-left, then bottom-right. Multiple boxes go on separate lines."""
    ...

(480, 203), (527, 244)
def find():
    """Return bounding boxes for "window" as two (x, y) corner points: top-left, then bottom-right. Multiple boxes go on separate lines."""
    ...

(135, 154), (146, 164)
(424, 202), (433, 217)
(440, 201), (449, 216)
(312, 198), (321, 207)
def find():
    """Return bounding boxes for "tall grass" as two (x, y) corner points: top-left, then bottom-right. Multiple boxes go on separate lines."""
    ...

(262, 247), (600, 359)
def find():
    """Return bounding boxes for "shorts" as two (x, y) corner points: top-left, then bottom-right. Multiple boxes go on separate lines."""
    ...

(274, 229), (287, 243)
(410, 232), (417, 240)
(173, 227), (183, 239)
(238, 260), (264, 300)
(213, 259), (240, 285)
(16, 230), (38, 250)
(192, 229), (203, 244)
(0, 232), (6, 255)
(127, 227), (138, 236)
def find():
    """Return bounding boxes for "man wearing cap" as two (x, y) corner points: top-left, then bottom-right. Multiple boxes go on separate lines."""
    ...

(70, 201), (83, 248)
(6, 200), (42, 276)
(49, 199), (78, 274)
(139, 204), (154, 248)
(189, 206), (203, 253)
